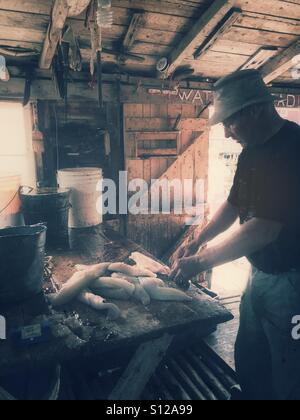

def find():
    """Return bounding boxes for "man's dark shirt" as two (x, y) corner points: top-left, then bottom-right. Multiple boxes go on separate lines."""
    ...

(228, 120), (300, 274)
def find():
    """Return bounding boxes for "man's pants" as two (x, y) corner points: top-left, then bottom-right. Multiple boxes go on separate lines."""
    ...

(235, 267), (300, 400)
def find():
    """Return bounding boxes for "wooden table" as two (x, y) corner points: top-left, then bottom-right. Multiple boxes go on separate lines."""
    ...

(0, 225), (233, 399)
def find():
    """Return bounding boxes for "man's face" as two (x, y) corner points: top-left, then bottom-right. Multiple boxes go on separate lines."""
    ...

(223, 109), (255, 147)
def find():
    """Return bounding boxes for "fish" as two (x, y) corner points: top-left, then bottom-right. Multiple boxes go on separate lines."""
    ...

(48, 263), (110, 307)
(130, 252), (171, 276)
(78, 291), (121, 321)
(92, 277), (135, 296)
(111, 273), (150, 305)
(139, 278), (192, 302)
(108, 263), (156, 278)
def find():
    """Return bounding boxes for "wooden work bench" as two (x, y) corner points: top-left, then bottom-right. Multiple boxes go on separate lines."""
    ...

(0, 225), (233, 400)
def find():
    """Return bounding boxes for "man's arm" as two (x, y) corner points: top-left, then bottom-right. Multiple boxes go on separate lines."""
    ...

(195, 200), (239, 249)
(172, 201), (239, 264)
(171, 218), (282, 285)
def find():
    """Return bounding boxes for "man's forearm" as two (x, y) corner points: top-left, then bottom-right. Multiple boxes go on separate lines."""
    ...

(197, 218), (282, 271)
(196, 201), (239, 248)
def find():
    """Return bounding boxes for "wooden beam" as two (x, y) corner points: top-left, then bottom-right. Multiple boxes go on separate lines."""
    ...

(68, 0), (91, 17)
(240, 47), (279, 71)
(39, 0), (69, 69)
(261, 39), (300, 84)
(39, 0), (91, 70)
(193, 8), (242, 60)
(166, 0), (234, 76)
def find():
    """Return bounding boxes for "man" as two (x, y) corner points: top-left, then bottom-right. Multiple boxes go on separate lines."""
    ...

(171, 70), (300, 400)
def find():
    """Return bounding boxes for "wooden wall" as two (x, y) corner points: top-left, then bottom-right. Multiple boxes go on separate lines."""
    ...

(124, 103), (210, 257)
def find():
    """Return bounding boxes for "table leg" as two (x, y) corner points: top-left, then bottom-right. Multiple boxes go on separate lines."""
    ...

(109, 334), (173, 400)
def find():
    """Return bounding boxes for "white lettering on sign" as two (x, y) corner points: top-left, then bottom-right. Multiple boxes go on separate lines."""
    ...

(178, 89), (194, 102)
(148, 88), (212, 105)
(274, 94), (300, 108)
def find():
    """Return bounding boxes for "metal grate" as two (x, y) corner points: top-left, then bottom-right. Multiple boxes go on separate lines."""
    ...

(143, 341), (239, 401)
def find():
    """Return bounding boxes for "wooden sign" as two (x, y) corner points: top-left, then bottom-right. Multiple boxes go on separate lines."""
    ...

(148, 88), (213, 106)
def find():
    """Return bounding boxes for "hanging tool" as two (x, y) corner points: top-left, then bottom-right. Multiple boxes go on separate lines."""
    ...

(23, 65), (35, 107)
(62, 25), (82, 72)
(0, 46), (39, 58)
(32, 102), (44, 142)
(103, 47), (145, 63)
(57, 36), (70, 120)
(97, 49), (103, 108)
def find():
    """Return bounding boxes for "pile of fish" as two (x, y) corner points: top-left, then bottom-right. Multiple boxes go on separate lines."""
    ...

(48, 253), (192, 321)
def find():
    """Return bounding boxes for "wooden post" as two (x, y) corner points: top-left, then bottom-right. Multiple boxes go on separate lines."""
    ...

(109, 334), (173, 400)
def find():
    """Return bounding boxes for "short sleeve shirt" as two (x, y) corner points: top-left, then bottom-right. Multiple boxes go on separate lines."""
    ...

(228, 120), (300, 273)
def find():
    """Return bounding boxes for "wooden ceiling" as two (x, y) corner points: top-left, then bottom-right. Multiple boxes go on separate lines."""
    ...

(0, 0), (299, 86)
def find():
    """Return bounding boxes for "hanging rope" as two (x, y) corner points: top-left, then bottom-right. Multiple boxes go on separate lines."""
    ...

(0, 190), (19, 216)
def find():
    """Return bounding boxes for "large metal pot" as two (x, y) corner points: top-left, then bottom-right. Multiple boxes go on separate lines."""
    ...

(0, 225), (47, 305)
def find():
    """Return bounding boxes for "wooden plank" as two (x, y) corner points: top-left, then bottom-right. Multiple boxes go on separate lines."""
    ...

(125, 103), (144, 117)
(127, 158), (144, 181)
(142, 103), (152, 118)
(0, 0), (53, 14)
(0, 28), (44, 45)
(236, 0), (300, 20)
(238, 12), (300, 36)
(136, 131), (179, 141)
(80, 49), (157, 66)
(138, 149), (178, 157)
(143, 159), (151, 184)
(261, 39), (300, 84)
(178, 118), (207, 131)
(187, 50), (249, 67)
(39, 0), (69, 69)
(150, 158), (165, 179)
(125, 132), (136, 158)
(222, 26), (298, 48)
(240, 47), (279, 70)
(194, 8), (242, 60)
(71, 20), (181, 46)
(167, 0), (234, 75)
(126, 117), (172, 131)
(191, 59), (244, 78)
(0, 3), (195, 33)
(111, 0), (205, 19)
(210, 39), (266, 56)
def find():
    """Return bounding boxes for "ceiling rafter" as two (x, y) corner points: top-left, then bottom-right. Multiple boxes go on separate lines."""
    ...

(165, 0), (234, 76)
(261, 38), (300, 84)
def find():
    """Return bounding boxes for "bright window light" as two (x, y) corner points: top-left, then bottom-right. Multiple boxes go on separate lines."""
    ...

(0, 102), (26, 155)
(0, 102), (35, 185)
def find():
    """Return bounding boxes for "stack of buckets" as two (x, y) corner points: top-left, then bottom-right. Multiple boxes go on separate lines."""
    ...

(0, 167), (103, 249)
(20, 187), (71, 249)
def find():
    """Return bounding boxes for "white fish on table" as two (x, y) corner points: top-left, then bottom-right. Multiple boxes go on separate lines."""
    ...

(130, 252), (170, 276)
(108, 262), (156, 278)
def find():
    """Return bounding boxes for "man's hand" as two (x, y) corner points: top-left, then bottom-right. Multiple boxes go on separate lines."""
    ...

(170, 256), (205, 290)
(171, 239), (201, 268)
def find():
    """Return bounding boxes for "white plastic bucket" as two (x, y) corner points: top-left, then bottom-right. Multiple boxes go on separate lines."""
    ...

(57, 168), (103, 228)
(0, 173), (22, 228)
